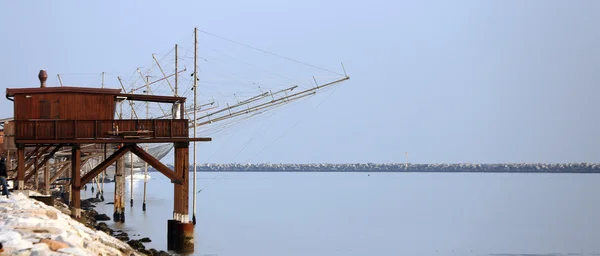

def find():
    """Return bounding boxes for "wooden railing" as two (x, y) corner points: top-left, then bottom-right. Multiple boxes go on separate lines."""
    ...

(14, 119), (189, 140)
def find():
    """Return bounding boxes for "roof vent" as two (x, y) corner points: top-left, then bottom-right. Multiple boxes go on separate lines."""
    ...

(38, 70), (47, 88)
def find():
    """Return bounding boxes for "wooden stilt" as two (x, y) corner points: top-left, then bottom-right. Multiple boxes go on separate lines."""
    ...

(34, 155), (38, 191)
(24, 145), (62, 182)
(168, 141), (192, 252)
(71, 145), (81, 218)
(114, 144), (125, 222)
(17, 145), (24, 190)
(44, 163), (50, 195)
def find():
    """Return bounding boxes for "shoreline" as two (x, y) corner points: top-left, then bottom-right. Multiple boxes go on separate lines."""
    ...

(78, 197), (170, 256)
(0, 191), (141, 255)
(0, 191), (169, 256)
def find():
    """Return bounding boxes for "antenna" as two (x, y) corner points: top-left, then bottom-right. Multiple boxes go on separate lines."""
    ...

(57, 74), (64, 87)
(175, 44), (178, 96)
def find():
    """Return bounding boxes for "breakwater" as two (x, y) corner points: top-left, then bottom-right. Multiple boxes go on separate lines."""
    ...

(150, 163), (600, 173)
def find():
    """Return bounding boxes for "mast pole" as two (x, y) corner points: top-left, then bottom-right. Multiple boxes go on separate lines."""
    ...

(175, 44), (178, 96)
(143, 75), (149, 211)
(192, 27), (198, 225)
(130, 87), (135, 207)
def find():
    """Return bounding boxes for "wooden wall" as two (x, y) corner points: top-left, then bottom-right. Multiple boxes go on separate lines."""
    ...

(13, 93), (115, 120)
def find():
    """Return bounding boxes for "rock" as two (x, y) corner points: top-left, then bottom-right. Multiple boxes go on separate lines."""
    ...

(116, 235), (130, 241)
(113, 231), (129, 241)
(58, 247), (88, 256)
(39, 238), (69, 251)
(80, 200), (92, 208)
(94, 213), (110, 221)
(56, 233), (84, 247)
(142, 248), (171, 256)
(139, 237), (151, 243)
(29, 196), (54, 206)
(83, 198), (102, 203)
(95, 222), (112, 234)
(127, 239), (145, 250)
(45, 210), (57, 220)
(30, 242), (50, 256)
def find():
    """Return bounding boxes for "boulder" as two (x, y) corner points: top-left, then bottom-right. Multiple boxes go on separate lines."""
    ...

(94, 214), (111, 221)
(39, 238), (69, 251)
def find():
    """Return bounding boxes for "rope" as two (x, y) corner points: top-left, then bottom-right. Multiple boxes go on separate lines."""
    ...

(196, 29), (344, 76)
(244, 85), (339, 163)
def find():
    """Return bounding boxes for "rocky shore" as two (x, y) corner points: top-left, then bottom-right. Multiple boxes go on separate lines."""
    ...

(0, 191), (139, 255)
(0, 191), (170, 256)
(70, 197), (170, 256)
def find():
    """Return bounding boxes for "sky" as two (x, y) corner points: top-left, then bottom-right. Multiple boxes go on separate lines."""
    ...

(0, 0), (599, 164)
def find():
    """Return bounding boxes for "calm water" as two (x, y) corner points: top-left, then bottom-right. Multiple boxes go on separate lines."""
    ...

(83, 172), (600, 256)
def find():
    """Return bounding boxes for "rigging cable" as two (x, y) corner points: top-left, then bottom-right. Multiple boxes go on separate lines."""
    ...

(244, 85), (340, 163)
(196, 29), (344, 76)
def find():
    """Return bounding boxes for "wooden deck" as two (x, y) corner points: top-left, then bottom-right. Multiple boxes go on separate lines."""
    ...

(14, 119), (191, 143)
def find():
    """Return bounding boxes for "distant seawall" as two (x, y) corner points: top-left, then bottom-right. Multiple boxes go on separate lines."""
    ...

(150, 163), (600, 173)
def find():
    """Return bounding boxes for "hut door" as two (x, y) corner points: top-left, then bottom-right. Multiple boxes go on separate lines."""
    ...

(40, 100), (50, 119)
(51, 100), (60, 119)
(39, 100), (60, 119)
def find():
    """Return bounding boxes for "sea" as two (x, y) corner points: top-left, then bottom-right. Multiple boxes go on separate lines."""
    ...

(84, 171), (600, 256)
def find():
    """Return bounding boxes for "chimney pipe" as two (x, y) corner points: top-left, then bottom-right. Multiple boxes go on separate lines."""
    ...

(38, 70), (48, 88)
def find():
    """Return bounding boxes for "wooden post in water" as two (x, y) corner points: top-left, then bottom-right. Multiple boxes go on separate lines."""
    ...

(101, 145), (106, 201)
(114, 145), (125, 222)
(168, 141), (193, 252)
(70, 145), (81, 218)
(130, 150), (133, 207)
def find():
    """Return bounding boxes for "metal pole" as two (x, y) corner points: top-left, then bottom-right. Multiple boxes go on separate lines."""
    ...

(130, 151), (133, 207)
(192, 27), (198, 225)
(130, 88), (135, 207)
(143, 76), (149, 211)
(152, 54), (176, 94)
(57, 74), (64, 87)
(175, 44), (178, 97)
(101, 72), (105, 88)
(101, 145), (106, 201)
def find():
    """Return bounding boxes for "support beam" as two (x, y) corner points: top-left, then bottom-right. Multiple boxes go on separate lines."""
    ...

(44, 160), (50, 195)
(174, 142), (189, 221)
(71, 145), (81, 218)
(16, 146), (52, 180)
(17, 145), (25, 189)
(168, 141), (192, 252)
(34, 155), (39, 191)
(129, 144), (182, 184)
(49, 161), (71, 184)
(114, 150), (125, 222)
(25, 145), (63, 182)
(11, 146), (40, 179)
(80, 145), (131, 185)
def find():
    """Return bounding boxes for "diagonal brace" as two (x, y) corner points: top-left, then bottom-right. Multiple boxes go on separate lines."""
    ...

(129, 144), (182, 184)
(80, 145), (131, 185)
(25, 145), (63, 182)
